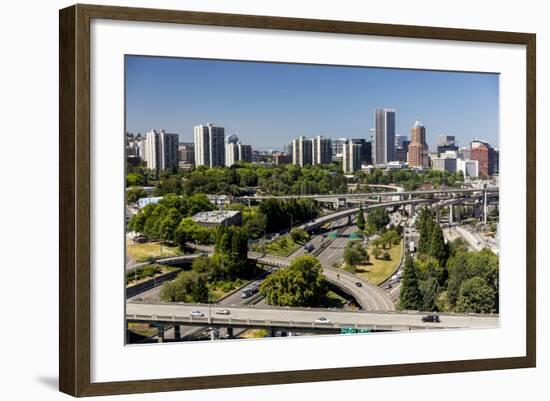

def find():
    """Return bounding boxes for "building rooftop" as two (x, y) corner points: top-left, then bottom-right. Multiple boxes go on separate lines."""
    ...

(192, 210), (241, 224)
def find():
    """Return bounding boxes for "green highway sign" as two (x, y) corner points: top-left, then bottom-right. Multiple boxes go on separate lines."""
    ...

(349, 232), (358, 239)
(340, 327), (371, 334)
(328, 232), (337, 239)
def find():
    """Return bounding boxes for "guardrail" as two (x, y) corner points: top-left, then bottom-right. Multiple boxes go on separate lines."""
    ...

(126, 312), (453, 331)
(127, 300), (499, 319)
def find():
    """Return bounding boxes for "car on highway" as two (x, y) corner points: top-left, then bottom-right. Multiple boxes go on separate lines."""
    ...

(304, 242), (315, 253)
(314, 317), (331, 324)
(241, 289), (254, 299)
(355, 282), (363, 287)
(216, 308), (230, 315)
(189, 309), (204, 317)
(421, 314), (441, 323)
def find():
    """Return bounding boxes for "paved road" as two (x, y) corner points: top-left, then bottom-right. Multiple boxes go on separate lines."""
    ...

(316, 225), (358, 267)
(127, 302), (499, 331)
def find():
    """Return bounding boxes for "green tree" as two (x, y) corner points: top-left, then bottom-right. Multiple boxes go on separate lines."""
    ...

(367, 208), (390, 232)
(214, 225), (250, 279)
(417, 207), (435, 254)
(259, 255), (328, 307)
(428, 223), (449, 266)
(243, 212), (267, 239)
(126, 187), (147, 204)
(356, 204), (366, 230)
(126, 172), (145, 187)
(160, 270), (211, 303)
(343, 241), (369, 267)
(419, 277), (439, 312)
(290, 227), (310, 243)
(157, 208), (182, 241)
(399, 255), (422, 310)
(455, 277), (496, 313)
(371, 247), (382, 259)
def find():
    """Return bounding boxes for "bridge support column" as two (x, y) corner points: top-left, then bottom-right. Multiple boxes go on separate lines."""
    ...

(410, 202), (415, 217)
(483, 190), (488, 224)
(226, 327), (234, 338)
(456, 206), (461, 224)
(174, 325), (181, 341)
(449, 204), (454, 225)
(157, 325), (165, 343)
(269, 328), (277, 337)
(210, 329), (218, 341)
(347, 215), (352, 225)
(436, 209), (440, 224)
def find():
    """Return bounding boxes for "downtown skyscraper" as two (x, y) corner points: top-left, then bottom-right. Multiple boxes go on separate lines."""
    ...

(407, 120), (430, 168)
(374, 108), (396, 165)
(194, 123), (225, 168)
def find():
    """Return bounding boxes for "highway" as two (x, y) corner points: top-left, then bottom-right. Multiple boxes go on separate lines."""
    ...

(298, 199), (434, 231)
(127, 301), (499, 332)
(316, 225), (358, 267)
(250, 253), (395, 311)
(238, 187), (498, 201)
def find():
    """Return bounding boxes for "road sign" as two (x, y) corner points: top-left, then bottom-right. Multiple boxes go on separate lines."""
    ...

(340, 327), (370, 334)
(328, 232), (337, 239)
(349, 232), (358, 239)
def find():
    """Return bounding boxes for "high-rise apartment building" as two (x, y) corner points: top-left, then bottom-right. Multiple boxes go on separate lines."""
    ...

(226, 142), (253, 166)
(292, 136), (313, 167)
(374, 108), (396, 164)
(194, 123), (225, 168)
(407, 120), (430, 168)
(178, 142), (195, 164)
(311, 135), (332, 165)
(143, 129), (179, 171)
(342, 140), (361, 173)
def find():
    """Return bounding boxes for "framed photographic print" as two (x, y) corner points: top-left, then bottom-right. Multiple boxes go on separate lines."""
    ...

(59, 4), (536, 397)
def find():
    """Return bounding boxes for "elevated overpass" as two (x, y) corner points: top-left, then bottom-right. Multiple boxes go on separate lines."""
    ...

(237, 187), (498, 202)
(127, 301), (499, 334)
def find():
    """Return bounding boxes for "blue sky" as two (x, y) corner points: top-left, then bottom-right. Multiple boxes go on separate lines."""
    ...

(125, 56), (499, 150)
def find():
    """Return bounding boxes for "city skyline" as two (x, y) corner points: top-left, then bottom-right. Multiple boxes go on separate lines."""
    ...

(125, 56), (500, 150)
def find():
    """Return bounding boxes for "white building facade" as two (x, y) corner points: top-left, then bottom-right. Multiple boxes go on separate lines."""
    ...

(143, 129), (179, 171)
(194, 123), (225, 168)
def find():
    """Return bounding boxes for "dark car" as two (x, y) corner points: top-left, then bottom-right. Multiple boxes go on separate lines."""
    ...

(355, 282), (363, 287)
(421, 314), (441, 323)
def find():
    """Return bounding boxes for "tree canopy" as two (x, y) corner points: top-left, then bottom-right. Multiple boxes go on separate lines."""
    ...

(259, 255), (328, 307)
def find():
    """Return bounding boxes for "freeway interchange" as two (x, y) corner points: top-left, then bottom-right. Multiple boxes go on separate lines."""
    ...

(127, 186), (499, 342)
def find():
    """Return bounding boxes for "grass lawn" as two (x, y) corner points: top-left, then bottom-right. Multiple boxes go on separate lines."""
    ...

(128, 323), (157, 338)
(209, 278), (248, 301)
(239, 329), (269, 339)
(126, 264), (178, 286)
(127, 241), (183, 262)
(324, 291), (348, 308)
(354, 241), (403, 285)
(264, 235), (300, 257)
